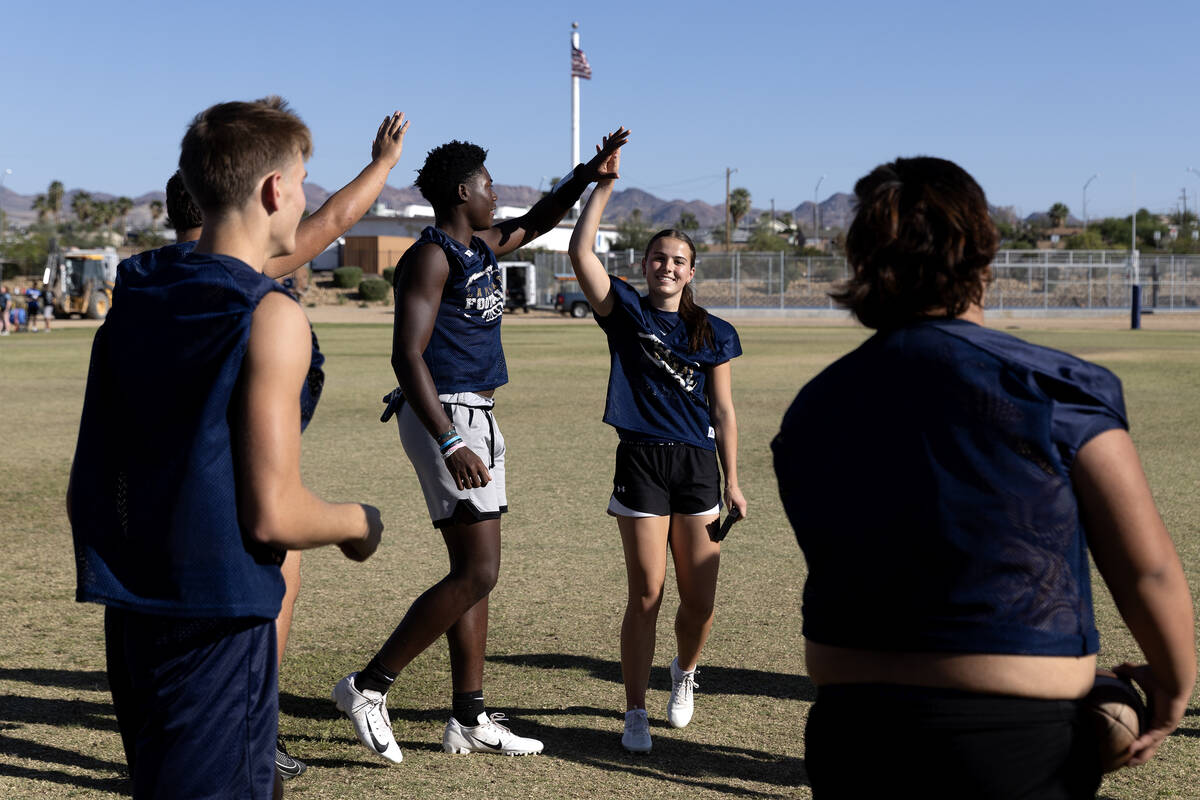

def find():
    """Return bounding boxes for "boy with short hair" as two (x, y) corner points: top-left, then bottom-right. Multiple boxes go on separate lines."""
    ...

(335, 127), (627, 762)
(70, 97), (384, 798)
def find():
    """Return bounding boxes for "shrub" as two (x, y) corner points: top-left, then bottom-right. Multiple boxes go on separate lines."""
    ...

(333, 266), (363, 288)
(382, 266), (396, 285)
(358, 277), (390, 301)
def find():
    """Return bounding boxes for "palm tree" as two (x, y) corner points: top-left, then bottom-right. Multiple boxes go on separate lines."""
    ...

(115, 196), (133, 242)
(729, 187), (751, 231)
(677, 211), (699, 231)
(72, 191), (95, 227)
(1048, 202), (1070, 228)
(47, 181), (64, 223)
(149, 199), (164, 229)
(32, 194), (51, 223)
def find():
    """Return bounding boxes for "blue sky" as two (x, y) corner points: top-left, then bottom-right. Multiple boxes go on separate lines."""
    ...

(4, 0), (1199, 220)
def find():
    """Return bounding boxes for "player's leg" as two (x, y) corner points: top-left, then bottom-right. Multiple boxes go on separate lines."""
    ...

(375, 517), (500, 674)
(273, 551), (306, 780)
(618, 514), (670, 710)
(617, 514), (669, 753)
(669, 512), (720, 673)
(664, 445), (721, 728)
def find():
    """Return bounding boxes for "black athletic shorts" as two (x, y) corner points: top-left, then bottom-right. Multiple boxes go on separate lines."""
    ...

(805, 683), (1101, 799)
(610, 440), (720, 517)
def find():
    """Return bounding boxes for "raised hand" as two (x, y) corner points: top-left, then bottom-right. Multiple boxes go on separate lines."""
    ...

(371, 112), (410, 168)
(583, 127), (630, 182)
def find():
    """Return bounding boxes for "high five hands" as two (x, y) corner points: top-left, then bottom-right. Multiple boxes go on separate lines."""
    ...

(582, 127), (630, 183)
(372, 112), (410, 168)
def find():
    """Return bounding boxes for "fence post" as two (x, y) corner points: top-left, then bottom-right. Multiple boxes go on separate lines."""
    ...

(735, 251), (741, 309)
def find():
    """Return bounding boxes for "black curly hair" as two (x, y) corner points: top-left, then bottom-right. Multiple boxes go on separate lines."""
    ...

(414, 140), (488, 211)
(165, 171), (203, 233)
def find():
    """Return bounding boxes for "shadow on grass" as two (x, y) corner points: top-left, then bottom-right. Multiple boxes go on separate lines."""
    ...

(0, 668), (109, 691)
(0, 694), (117, 732)
(281, 690), (806, 795)
(487, 653), (817, 702)
(478, 714), (806, 796)
(0, 727), (128, 794)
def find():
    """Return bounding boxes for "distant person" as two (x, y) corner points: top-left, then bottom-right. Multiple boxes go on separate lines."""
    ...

(568, 135), (746, 753)
(772, 156), (1196, 799)
(334, 127), (628, 762)
(120, 110), (410, 781)
(24, 286), (41, 332)
(69, 96), (385, 800)
(39, 286), (54, 331)
(0, 285), (11, 335)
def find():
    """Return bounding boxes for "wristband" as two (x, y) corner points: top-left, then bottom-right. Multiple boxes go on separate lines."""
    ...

(442, 440), (466, 458)
(438, 435), (463, 455)
(436, 426), (458, 446)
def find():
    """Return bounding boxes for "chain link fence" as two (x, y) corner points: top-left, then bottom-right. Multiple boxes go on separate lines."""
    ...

(527, 250), (1200, 311)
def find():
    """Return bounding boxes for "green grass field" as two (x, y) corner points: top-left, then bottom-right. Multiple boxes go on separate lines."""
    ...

(1, 321), (1197, 799)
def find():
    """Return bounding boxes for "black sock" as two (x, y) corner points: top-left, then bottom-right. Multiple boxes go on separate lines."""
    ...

(452, 691), (485, 726)
(354, 657), (397, 694)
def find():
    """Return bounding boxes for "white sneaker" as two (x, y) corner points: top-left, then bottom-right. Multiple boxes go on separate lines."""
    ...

(667, 657), (698, 728)
(442, 712), (543, 756)
(621, 708), (652, 753)
(331, 673), (402, 764)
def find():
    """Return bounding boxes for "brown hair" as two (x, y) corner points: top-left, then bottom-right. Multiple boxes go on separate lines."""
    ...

(178, 96), (312, 214)
(644, 229), (714, 353)
(834, 156), (997, 329)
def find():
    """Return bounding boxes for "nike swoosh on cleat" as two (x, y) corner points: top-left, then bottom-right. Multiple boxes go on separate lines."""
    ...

(367, 726), (390, 753)
(473, 736), (506, 751)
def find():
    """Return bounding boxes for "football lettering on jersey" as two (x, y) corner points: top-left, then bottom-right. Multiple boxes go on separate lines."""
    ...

(636, 332), (699, 393)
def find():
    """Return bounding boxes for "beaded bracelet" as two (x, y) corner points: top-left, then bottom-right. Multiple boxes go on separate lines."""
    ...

(442, 440), (466, 458)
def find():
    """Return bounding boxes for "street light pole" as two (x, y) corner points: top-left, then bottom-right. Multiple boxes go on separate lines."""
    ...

(813, 175), (825, 246)
(1082, 173), (1098, 231)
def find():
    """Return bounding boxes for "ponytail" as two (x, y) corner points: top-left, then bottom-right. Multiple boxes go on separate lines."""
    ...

(679, 283), (715, 353)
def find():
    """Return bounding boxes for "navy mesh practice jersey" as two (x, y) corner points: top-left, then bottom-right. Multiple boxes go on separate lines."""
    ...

(72, 252), (298, 618)
(116, 240), (324, 431)
(772, 318), (1127, 656)
(397, 226), (507, 394)
(595, 277), (741, 450)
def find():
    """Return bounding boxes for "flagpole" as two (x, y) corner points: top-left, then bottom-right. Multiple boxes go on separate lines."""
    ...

(571, 22), (581, 217)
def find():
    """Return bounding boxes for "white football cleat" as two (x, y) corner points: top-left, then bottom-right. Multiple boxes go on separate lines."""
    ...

(442, 712), (543, 755)
(332, 673), (402, 764)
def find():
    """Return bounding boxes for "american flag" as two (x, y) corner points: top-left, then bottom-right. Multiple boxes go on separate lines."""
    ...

(571, 45), (592, 80)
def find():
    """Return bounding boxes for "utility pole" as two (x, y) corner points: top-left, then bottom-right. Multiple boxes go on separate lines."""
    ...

(724, 167), (737, 252)
(1082, 173), (1097, 231)
(813, 175), (825, 246)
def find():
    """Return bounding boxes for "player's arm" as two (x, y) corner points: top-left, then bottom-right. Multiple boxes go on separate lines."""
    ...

(567, 142), (623, 317)
(264, 112), (409, 278)
(1073, 428), (1196, 767)
(478, 127), (629, 258)
(706, 360), (747, 522)
(235, 292), (382, 560)
(391, 245), (492, 490)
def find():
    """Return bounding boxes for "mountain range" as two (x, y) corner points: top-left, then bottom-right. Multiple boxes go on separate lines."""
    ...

(0, 183), (859, 233)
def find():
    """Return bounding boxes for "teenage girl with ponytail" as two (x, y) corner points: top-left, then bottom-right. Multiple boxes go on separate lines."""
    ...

(568, 135), (747, 754)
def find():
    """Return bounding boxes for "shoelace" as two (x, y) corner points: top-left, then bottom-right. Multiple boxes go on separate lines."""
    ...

(626, 712), (649, 735)
(479, 712), (513, 734)
(355, 694), (391, 737)
(675, 670), (698, 700)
